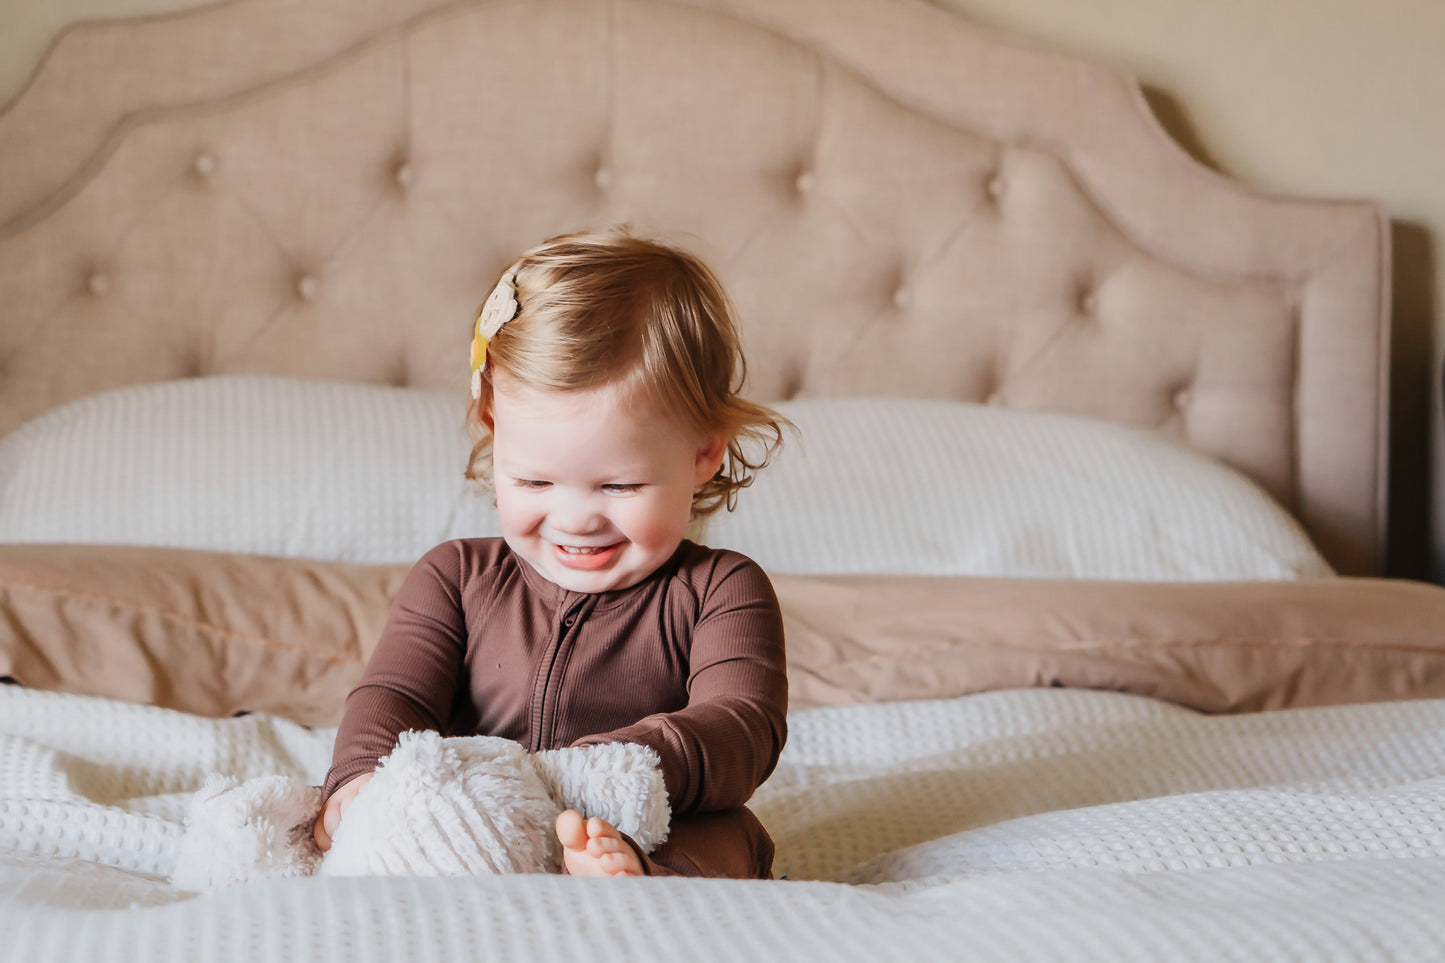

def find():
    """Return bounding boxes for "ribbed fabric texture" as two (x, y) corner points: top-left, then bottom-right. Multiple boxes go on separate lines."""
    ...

(0, 378), (1330, 579)
(4, 686), (1445, 961)
(323, 538), (788, 822)
(704, 397), (1334, 580)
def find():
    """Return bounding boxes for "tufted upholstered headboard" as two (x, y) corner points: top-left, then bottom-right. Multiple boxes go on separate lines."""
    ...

(0, 0), (1389, 574)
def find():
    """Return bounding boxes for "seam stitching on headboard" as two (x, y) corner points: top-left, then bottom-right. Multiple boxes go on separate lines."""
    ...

(0, 0), (241, 119)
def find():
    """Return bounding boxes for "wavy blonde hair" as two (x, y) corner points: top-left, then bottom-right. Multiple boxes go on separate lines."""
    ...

(465, 230), (788, 519)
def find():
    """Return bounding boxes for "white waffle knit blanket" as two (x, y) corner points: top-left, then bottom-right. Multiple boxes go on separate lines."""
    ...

(2, 685), (1444, 961)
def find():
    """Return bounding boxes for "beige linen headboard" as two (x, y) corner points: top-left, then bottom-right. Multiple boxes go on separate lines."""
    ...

(0, 0), (1389, 574)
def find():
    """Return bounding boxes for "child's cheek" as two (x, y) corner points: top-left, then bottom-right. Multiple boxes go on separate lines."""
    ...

(621, 498), (681, 549)
(495, 490), (539, 537)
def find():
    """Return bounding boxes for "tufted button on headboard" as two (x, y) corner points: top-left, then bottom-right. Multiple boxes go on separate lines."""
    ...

(0, 0), (1389, 574)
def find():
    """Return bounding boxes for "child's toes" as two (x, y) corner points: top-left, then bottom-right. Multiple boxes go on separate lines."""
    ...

(600, 851), (637, 876)
(555, 810), (588, 851)
(587, 834), (626, 857)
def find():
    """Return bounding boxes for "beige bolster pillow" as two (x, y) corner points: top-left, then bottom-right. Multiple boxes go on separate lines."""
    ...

(777, 574), (1445, 713)
(3, 543), (1444, 724)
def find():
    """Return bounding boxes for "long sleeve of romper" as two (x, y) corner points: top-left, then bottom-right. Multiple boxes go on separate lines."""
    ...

(322, 544), (467, 799)
(570, 557), (788, 815)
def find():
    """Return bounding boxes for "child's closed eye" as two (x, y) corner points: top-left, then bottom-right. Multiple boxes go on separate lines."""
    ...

(514, 479), (551, 490)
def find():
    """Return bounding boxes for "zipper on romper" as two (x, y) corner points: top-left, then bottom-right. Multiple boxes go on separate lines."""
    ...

(527, 597), (587, 752)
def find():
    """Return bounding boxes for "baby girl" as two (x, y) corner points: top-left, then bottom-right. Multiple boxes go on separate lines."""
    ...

(314, 231), (789, 877)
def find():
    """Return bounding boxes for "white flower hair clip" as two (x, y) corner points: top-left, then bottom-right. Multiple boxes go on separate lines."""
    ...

(470, 270), (521, 399)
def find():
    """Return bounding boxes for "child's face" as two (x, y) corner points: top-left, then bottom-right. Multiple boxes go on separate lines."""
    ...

(488, 374), (726, 593)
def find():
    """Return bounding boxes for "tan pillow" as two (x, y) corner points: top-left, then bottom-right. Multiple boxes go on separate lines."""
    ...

(779, 574), (1445, 712)
(0, 544), (407, 726)
(3, 544), (1445, 724)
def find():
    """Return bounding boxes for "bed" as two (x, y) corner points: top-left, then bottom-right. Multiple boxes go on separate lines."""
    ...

(2, 0), (1443, 959)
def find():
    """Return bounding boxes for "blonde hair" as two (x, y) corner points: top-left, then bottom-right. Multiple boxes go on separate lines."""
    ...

(465, 231), (788, 519)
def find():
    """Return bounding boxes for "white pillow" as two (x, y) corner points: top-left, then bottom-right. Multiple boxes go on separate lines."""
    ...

(0, 377), (1332, 579)
(700, 397), (1333, 581)
(0, 376), (499, 562)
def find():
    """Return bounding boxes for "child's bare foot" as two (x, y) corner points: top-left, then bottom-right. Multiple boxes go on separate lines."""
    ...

(556, 809), (644, 877)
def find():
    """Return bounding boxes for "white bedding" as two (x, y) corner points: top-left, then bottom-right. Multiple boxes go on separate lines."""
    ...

(0, 377), (1333, 581)
(3, 685), (1443, 961)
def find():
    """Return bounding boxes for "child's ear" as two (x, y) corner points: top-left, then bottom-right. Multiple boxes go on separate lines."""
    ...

(693, 434), (728, 487)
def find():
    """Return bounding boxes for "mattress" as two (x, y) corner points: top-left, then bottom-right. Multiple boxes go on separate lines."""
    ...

(4, 684), (1443, 961)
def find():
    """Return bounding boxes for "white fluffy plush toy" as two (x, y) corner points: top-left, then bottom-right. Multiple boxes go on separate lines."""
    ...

(170, 731), (671, 890)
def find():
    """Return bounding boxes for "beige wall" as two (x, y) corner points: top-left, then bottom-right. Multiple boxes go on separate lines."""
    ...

(3, 0), (1442, 579)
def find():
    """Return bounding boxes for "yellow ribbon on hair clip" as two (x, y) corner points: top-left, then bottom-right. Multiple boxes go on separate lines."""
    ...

(470, 271), (520, 399)
(471, 330), (489, 372)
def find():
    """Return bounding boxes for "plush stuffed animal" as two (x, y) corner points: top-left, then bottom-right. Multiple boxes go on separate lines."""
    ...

(170, 731), (670, 890)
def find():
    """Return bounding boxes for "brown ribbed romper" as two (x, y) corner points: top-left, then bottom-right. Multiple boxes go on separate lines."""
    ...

(322, 538), (788, 878)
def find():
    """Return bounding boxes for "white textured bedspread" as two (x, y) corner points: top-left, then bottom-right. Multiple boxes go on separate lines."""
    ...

(2, 685), (1444, 961)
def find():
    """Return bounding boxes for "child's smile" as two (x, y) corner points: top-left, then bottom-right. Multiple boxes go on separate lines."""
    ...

(552, 541), (623, 570)
(489, 374), (725, 593)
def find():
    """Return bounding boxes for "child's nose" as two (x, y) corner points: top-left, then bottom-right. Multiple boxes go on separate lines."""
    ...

(550, 493), (607, 535)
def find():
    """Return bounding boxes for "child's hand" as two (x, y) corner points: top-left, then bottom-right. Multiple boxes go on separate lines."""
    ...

(313, 772), (373, 853)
